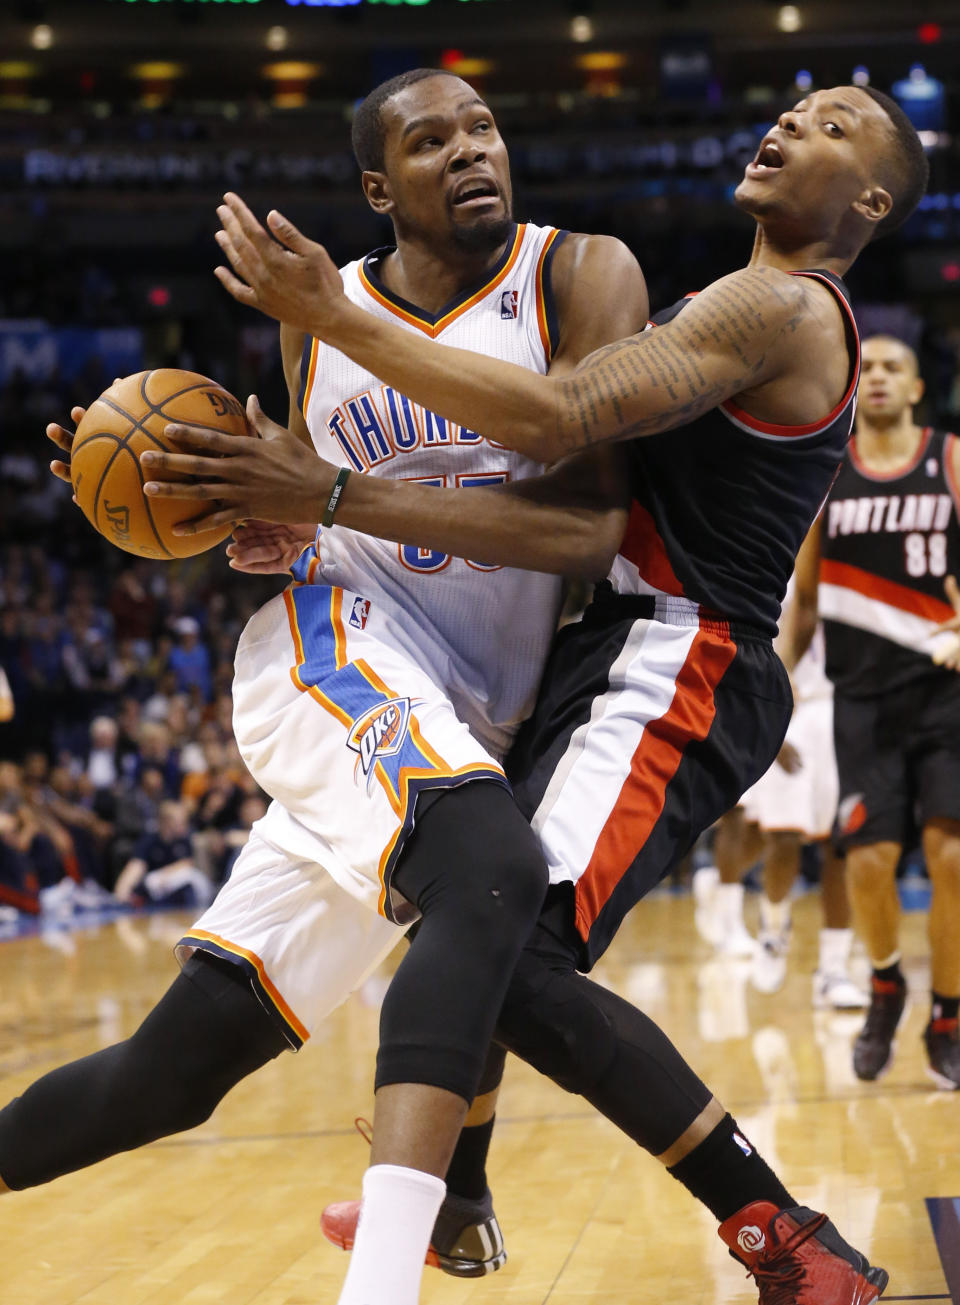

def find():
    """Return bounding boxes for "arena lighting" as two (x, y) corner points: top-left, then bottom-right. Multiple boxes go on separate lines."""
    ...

(777, 5), (802, 33)
(115, 1), (264, 5)
(917, 22), (942, 44)
(794, 69), (813, 91)
(265, 25), (289, 51)
(30, 24), (53, 50)
(570, 15), (594, 42)
(576, 51), (627, 72)
(852, 64), (870, 86)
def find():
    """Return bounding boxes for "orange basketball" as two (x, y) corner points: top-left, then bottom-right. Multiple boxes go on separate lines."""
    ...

(71, 369), (248, 560)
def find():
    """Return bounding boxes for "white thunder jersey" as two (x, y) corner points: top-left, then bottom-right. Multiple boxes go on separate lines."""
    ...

(294, 221), (568, 759)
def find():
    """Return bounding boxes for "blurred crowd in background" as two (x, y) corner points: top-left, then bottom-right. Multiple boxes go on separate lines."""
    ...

(0, 401), (279, 920)
(3, 0), (960, 924)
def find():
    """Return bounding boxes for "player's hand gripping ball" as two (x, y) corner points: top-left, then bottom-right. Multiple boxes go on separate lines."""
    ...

(71, 369), (248, 559)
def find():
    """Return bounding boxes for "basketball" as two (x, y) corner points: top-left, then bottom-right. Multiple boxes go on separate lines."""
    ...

(70, 369), (248, 560)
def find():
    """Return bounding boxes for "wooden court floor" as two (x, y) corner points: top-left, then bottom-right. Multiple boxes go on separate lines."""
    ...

(0, 892), (955, 1305)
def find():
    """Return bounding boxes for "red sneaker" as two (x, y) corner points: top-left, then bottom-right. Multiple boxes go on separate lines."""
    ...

(719, 1201), (888, 1303)
(321, 1187), (507, 1279)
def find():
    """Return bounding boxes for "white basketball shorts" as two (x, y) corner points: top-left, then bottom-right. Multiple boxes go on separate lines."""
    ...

(176, 582), (508, 1045)
(741, 691), (838, 839)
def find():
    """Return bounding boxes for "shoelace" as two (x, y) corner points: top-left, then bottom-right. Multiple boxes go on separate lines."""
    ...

(354, 1116), (373, 1145)
(747, 1212), (828, 1305)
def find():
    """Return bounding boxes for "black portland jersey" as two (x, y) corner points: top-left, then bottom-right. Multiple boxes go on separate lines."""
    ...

(820, 427), (960, 695)
(609, 271), (859, 638)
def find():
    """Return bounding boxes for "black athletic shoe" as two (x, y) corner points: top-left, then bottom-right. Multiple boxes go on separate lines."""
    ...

(321, 1187), (507, 1278)
(924, 1018), (960, 1090)
(853, 977), (906, 1081)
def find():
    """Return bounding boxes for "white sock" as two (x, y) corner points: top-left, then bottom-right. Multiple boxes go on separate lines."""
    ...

(818, 927), (853, 975)
(716, 881), (746, 931)
(760, 895), (791, 937)
(337, 1164), (446, 1305)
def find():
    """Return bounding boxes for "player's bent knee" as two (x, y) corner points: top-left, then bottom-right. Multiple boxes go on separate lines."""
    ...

(495, 962), (617, 1096)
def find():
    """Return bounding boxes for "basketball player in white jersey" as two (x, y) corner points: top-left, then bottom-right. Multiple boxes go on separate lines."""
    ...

(10, 70), (643, 1303)
(150, 85), (928, 1305)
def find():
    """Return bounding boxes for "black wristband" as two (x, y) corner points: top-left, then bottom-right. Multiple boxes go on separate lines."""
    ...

(321, 466), (352, 529)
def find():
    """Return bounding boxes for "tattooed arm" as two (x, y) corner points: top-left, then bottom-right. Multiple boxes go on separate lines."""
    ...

(215, 195), (847, 463)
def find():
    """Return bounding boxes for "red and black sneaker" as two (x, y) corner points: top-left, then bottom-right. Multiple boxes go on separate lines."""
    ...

(853, 976), (906, 1081)
(719, 1201), (888, 1304)
(924, 1016), (960, 1090)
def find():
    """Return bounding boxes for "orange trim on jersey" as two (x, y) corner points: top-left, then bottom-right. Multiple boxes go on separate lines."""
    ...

(283, 587), (352, 727)
(534, 228), (561, 366)
(358, 225), (527, 339)
(301, 337), (320, 420)
(373, 761), (508, 916)
(330, 587), (348, 670)
(618, 501), (685, 596)
(283, 589), (505, 920)
(184, 929), (310, 1044)
(849, 427), (933, 482)
(820, 557), (954, 624)
(722, 271), (860, 438)
(573, 627), (736, 941)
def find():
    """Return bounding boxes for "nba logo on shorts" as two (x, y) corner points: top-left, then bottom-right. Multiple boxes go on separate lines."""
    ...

(500, 290), (519, 320)
(347, 697), (412, 786)
(349, 597), (371, 630)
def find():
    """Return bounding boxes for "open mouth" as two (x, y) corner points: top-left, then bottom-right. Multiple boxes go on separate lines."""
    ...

(746, 140), (785, 177)
(451, 179), (500, 208)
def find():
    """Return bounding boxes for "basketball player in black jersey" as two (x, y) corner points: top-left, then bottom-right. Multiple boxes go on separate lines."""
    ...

(782, 335), (960, 1089)
(143, 85), (927, 1304)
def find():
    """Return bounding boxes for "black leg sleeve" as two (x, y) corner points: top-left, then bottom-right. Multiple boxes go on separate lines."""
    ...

(495, 912), (712, 1156)
(0, 952), (287, 1190)
(377, 781), (548, 1102)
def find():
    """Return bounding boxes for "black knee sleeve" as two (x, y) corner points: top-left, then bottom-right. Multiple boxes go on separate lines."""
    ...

(496, 920), (713, 1155)
(495, 946), (620, 1095)
(476, 1042), (507, 1097)
(376, 781), (547, 1101)
(0, 952), (287, 1190)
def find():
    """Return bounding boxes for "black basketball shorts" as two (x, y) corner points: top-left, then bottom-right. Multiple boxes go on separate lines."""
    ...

(833, 673), (960, 849)
(507, 592), (793, 970)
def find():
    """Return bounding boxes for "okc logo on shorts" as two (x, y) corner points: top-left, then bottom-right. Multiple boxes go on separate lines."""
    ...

(349, 597), (371, 630)
(500, 289), (519, 320)
(347, 697), (411, 786)
(737, 1225), (766, 1254)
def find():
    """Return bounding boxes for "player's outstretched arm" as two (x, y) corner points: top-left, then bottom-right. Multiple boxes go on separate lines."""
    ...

(214, 194), (819, 461)
(143, 400), (628, 580)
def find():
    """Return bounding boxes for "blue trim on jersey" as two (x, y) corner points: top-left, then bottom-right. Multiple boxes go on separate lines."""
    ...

(288, 584), (486, 805)
(542, 229), (569, 361)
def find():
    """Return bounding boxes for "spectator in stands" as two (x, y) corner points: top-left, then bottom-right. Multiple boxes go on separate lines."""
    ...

(86, 716), (120, 792)
(168, 616), (212, 701)
(113, 799), (215, 908)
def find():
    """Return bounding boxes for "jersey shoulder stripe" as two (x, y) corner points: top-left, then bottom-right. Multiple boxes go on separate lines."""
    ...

(299, 335), (320, 424)
(534, 228), (568, 365)
(720, 270), (860, 441)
